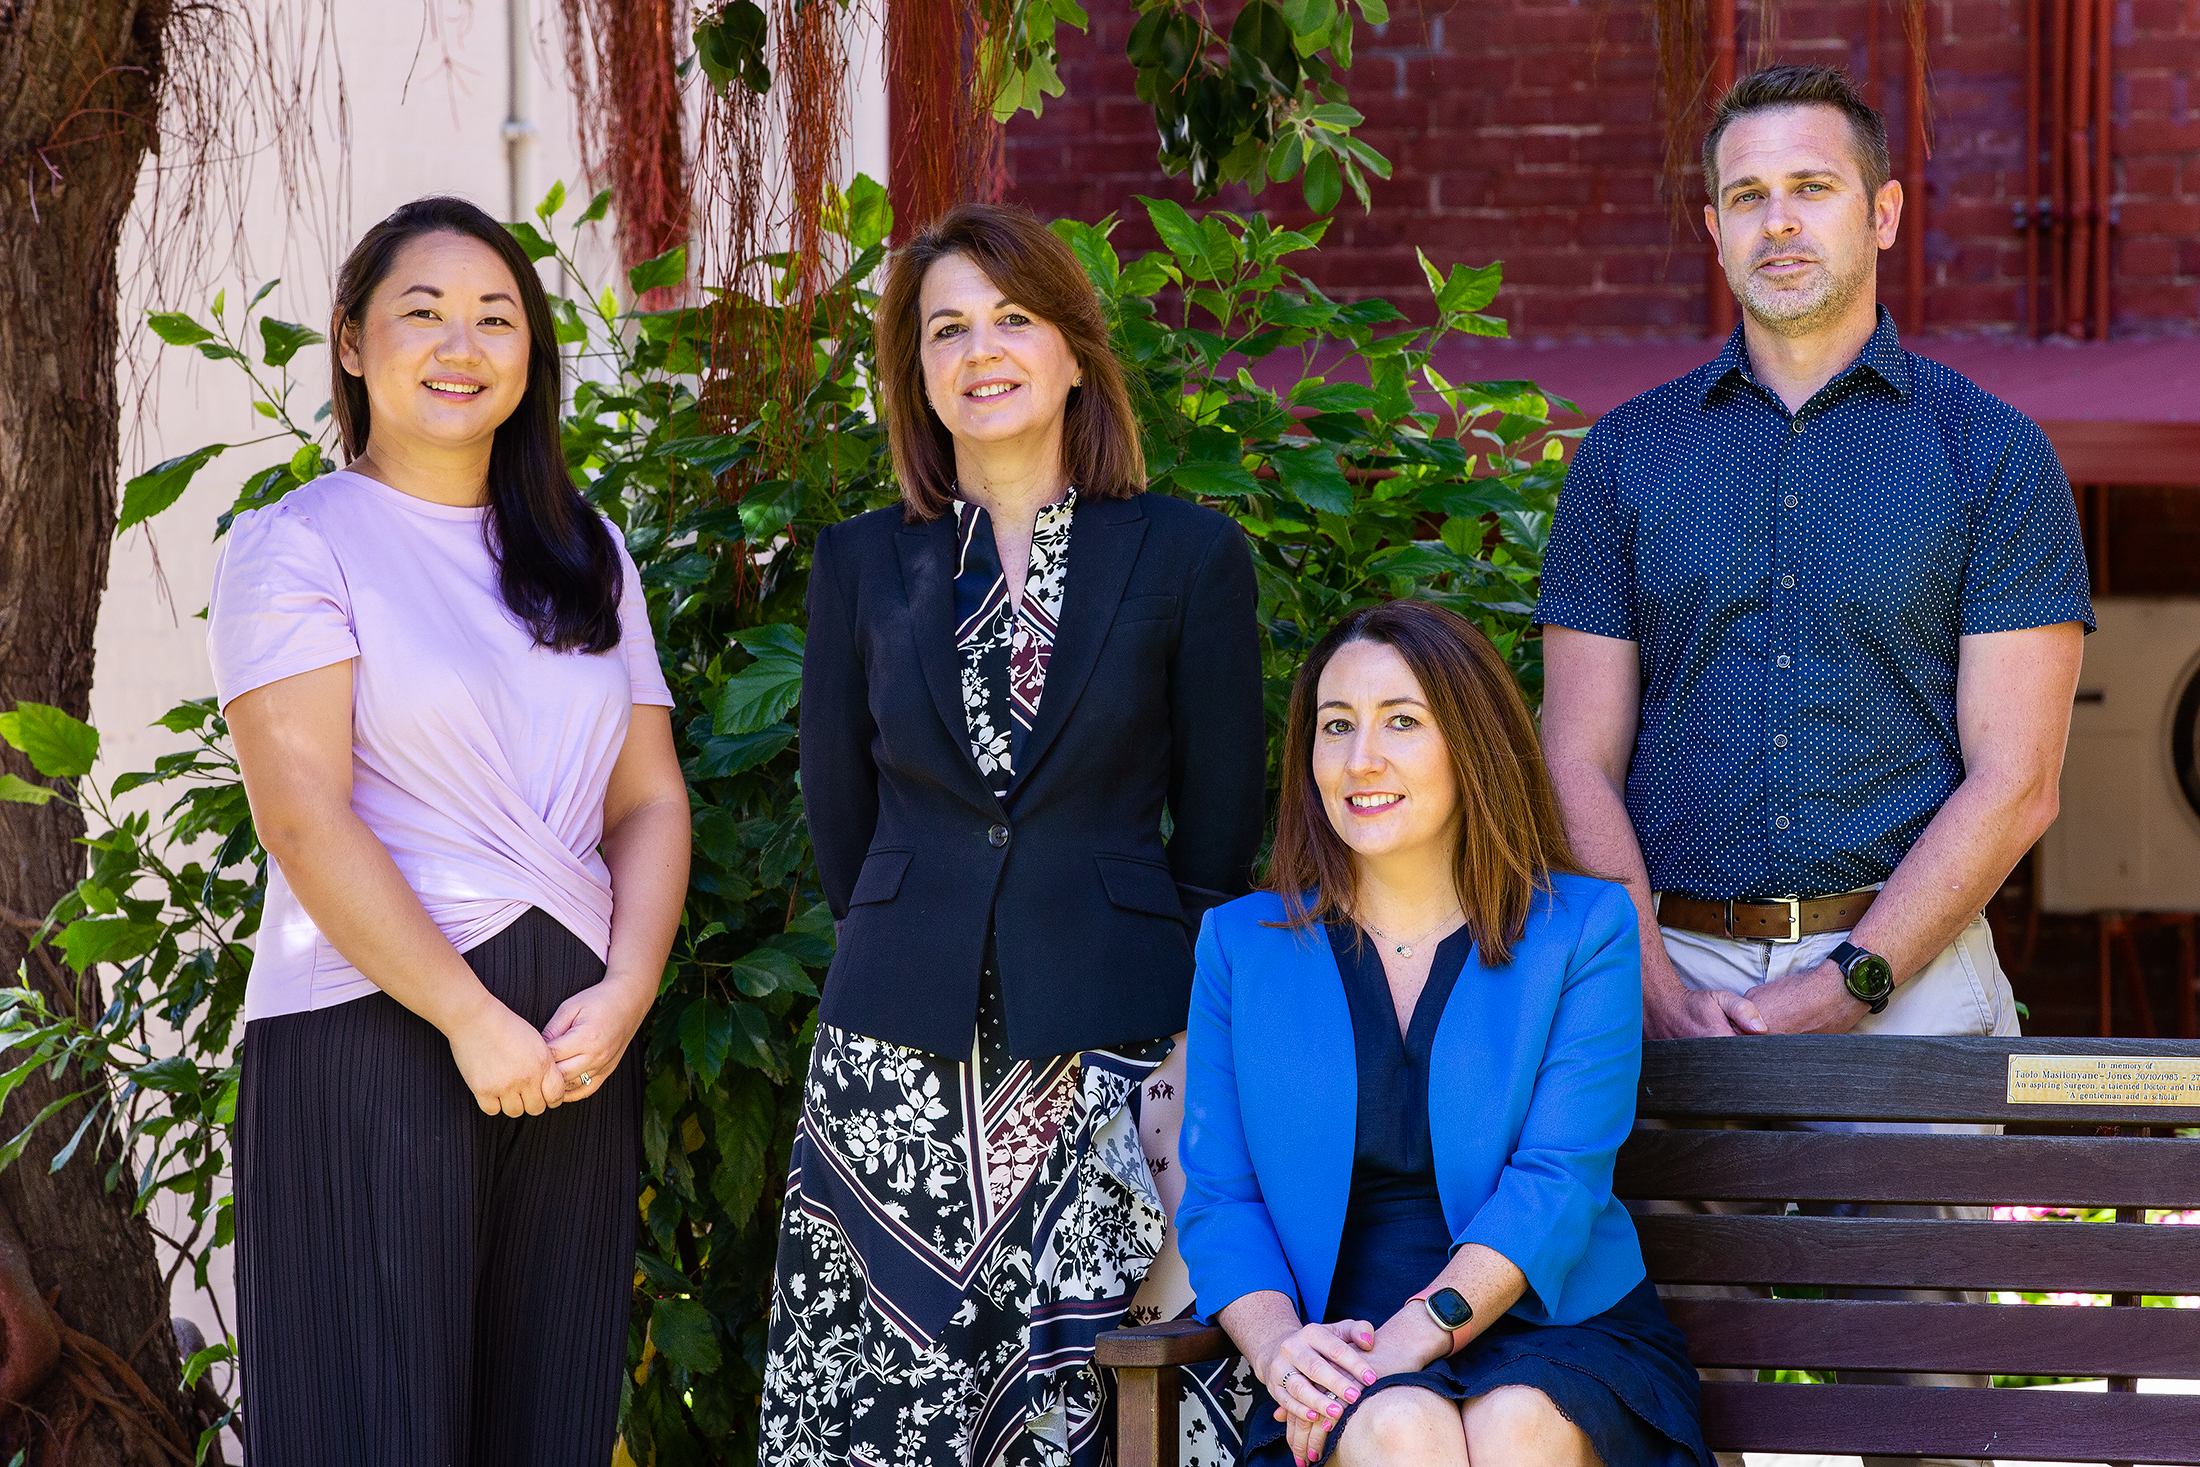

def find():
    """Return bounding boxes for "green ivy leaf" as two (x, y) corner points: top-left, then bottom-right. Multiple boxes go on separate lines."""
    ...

(119, 445), (228, 533)
(694, 0), (770, 95)
(629, 246), (688, 298)
(649, 1297), (722, 1373)
(577, 187), (613, 225)
(712, 652), (804, 735)
(0, 775), (53, 806)
(258, 318), (326, 368)
(0, 703), (99, 779)
(535, 179), (567, 221)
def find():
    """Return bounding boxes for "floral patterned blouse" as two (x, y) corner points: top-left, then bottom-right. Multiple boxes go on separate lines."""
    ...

(952, 489), (1076, 796)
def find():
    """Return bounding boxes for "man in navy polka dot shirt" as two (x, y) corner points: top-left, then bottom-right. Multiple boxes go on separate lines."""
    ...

(1538, 63), (2091, 1048)
(1536, 64), (2092, 1467)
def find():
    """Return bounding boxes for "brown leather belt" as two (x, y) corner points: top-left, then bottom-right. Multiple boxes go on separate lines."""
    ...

(1656, 888), (1879, 943)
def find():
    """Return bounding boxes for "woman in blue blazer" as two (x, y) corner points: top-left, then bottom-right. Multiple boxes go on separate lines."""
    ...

(1178, 600), (1711, 1467)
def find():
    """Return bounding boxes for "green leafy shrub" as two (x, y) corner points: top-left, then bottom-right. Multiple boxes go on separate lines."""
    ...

(2, 178), (1568, 1464)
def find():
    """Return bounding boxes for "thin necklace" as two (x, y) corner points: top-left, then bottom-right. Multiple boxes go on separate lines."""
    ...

(1363, 905), (1462, 959)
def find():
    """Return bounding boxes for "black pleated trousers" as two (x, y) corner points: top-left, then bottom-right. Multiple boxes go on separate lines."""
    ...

(236, 909), (641, 1467)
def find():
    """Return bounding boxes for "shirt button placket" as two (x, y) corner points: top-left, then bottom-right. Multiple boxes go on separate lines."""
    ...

(1770, 412), (1806, 875)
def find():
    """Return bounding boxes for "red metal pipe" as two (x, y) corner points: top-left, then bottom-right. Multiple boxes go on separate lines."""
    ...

(2065, 0), (2094, 336)
(1707, 0), (1739, 339)
(2025, 0), (2041, 336)
(2092, 0), (2112, 339)
(2048, 0), (2069, 336)
(1905, 13), (1928, 335)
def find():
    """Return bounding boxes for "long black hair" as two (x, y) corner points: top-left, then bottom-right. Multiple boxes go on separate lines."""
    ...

(330, 195), (622, 653)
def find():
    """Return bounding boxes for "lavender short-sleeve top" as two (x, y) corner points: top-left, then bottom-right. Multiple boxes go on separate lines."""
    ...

(207, 470), (673, 1022)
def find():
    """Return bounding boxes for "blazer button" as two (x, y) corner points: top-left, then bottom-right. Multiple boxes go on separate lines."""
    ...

(987, 824), (1010, 848)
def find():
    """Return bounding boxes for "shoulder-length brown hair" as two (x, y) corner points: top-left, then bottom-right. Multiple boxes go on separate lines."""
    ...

(1267, 600), (1587, 966)
(874, 202), (1144, 520)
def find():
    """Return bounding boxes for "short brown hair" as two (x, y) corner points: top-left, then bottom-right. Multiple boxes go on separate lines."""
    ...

(1704, 64), (1892, 204)
(1267, 600), (1586, 967)
(874, 202), (1144, 520)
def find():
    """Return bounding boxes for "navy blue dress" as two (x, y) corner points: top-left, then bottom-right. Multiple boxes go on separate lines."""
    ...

(1239, 924), (1711, 1467)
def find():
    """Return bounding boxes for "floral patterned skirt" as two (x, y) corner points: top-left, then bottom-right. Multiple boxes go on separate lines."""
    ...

(760, 973), (1251, 1467)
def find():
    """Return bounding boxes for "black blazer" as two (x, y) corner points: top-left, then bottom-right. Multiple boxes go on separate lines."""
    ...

(800, 491), (1266, 1059)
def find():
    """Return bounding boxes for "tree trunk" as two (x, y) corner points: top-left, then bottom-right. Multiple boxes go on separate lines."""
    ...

(0, 1), (200, 1460)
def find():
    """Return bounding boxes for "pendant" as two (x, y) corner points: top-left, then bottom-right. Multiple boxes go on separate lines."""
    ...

(1396, 944), (1412, 958)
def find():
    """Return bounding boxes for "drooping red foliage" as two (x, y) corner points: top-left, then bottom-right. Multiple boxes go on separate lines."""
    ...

(561, 0), (692, 284)
(884, 0), (1003, 243)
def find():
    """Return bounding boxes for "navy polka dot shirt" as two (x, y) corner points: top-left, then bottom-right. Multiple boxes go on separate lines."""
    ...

(1534, 308), (2095, 901)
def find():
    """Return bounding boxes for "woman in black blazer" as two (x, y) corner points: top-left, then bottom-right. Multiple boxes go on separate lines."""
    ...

(759, 204), (1266, 1466)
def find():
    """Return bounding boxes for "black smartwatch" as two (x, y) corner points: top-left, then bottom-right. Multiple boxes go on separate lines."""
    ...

(1830, 940), (1895, 1013)
(1418, 1287), (1473, 1350)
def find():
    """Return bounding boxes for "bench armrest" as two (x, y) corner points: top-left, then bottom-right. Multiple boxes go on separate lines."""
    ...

(1095, 1319), (1235, 1368)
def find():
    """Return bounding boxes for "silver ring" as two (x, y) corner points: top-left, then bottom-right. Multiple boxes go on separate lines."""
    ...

(577, 1072), (592, 1088)
(1277, 1368), (1295, 1394)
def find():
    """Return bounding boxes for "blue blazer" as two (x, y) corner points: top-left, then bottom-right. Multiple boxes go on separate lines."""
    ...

(1177, 875), (1647, 1330)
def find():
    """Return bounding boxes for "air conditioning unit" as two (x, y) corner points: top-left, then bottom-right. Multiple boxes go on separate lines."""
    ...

(2041, 598), (2200, 913)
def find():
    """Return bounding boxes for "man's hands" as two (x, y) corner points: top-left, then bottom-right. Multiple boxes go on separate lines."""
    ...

(447, 994), (566, 1116)
(1643, 944), (1769, 1038)
(1743, 958), (1872, 1035)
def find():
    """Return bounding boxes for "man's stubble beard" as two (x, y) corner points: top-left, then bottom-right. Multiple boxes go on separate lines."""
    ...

(1729, 233), (1875, 340)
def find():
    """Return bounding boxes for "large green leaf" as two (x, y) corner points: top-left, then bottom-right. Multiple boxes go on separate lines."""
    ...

(258, 318), (326, 368)
(629, 246), (688, 298)
(0, 703), (99, 778)
(1270, 444), (1354, 514)
(0, 775), (53, 806)
(119, 445), (227, 533)
(678, 999), (733, 1084)
(649, 1297), (722, 1373)
(504, 221), (557, 263)
(55, 916), (163, 973)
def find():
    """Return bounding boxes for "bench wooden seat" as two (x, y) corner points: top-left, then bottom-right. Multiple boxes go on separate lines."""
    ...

(1096, 1035), (2200, 1466)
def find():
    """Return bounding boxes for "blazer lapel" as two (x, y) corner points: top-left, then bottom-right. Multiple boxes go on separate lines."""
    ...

(1012, 494), (1147, 794)
(895, 514), (979, 775)
(1237, 926), (1358, 1323)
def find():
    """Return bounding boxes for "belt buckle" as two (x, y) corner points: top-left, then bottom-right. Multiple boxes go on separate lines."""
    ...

(1726, 896), (1802, 944)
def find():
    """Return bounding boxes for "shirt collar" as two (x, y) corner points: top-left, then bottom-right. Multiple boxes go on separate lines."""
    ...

(1700, 305), (1912, 409)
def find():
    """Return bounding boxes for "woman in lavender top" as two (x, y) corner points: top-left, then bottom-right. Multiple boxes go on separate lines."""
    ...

(207, 197), (689, 1465)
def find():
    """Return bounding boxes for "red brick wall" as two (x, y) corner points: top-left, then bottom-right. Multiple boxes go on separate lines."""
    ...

(999, 0), (2199, 338)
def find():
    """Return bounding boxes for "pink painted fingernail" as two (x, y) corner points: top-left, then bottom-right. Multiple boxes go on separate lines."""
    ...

(1361, 1370), (1378, 1384)
(1326, 1403), (1342, 1417)
(1344, 1388), (1360, 1403)
(1307, 1410), (1319, 1422)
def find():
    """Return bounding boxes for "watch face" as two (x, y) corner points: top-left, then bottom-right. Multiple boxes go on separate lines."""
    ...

(1427, 1288), (1471, 1330)
(1844, 952), (1895, 1000)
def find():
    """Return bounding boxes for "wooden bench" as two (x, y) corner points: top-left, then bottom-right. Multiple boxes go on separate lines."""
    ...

(1096, 1036), (2200, 1467)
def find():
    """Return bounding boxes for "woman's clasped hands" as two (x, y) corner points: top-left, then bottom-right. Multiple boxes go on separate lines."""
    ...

(443, 972), (653, 1117)
(1255, 1314), (1440, 1466)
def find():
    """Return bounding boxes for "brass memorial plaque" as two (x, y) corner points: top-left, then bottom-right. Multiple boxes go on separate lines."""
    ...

(2007, 1054), (2200, 1105)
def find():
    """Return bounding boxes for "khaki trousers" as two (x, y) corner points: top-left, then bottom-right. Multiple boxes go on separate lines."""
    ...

(1647, 911), (2020, 1467)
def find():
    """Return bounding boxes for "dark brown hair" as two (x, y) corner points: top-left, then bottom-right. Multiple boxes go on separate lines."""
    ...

(1267, 600), (1587, 967)
(1703, 64), (1892, 204)
(331, 196), (621, 653)
(874, 202), (1144, 520)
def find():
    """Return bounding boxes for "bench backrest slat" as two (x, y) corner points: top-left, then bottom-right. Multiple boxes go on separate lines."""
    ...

(1638, 1036), (2200, 1125)
(1617, 1128), (2200, 1208)
(1668, 1298), (2200, 1378)
(1638, 1214), (2200, 1294)
(1700, 1382), (2200, 1465)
